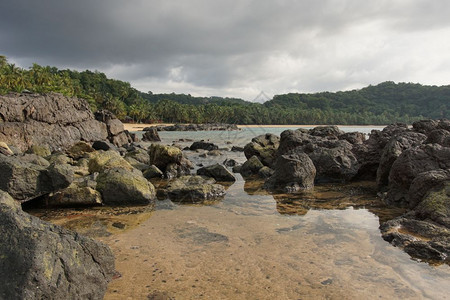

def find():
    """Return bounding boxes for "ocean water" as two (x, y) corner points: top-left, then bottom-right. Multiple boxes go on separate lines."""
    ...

(29, 125), (450, 299)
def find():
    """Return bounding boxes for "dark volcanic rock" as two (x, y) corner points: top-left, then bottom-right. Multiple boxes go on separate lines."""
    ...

(148, 144), (192, 178)
(243, 133), (280, 167)
(92, 140), (117, 151)
(424, 129), (450, 146)
(407, 169), (450, 209)
(376, 131), (427, 188)
(264, 152), (316, 192)
(308, 125), (344, 137)
(385, 144), (450, 207)
(197, 164), (236, 182)
(142, 127), (161, 142)
(0, 155), (74, 202)
(412, 119), (440, 134)
(415, 182), (450, 227)
(338, 132), (366, 144)
(95, 110), (137, 147)
(189, 141), (219, 151)
(0, 190), (115, 299)
(0, 93), (108, 151)
(240, 155), (264, 177)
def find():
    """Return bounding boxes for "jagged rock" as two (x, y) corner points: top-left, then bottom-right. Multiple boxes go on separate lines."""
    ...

(0, 190), (115, 299)
(189, 141), (219, 151)
(0, 93), (108, 151)
(258, 166), (274, 178)
(0, 142), (13, 156)
(338, 132), (365, 144)
(88, 150), (133, 173)
(125, 148), (150, 165)
(309, 125), (344, 137)
(376, 131), (427, 188)
(240, 155), (264, 177)
(25, 144), (51, 157)
(412, 119), (440, 134)
(415, 182), (450, 227)
(424, 129), (450, 146)
(92, 140), (117, 151)
(223, 158), (238, 167)
(21, 153), (50, 167)
(143, 165), (164, 180)
(142, 127), (161, 142)
(407, 170), (450, 209)
(66, 141), (95, 159)
(0, 155), (73, 202)
(197, 164), (236, 182)
(148, 144), (192, 178)
(264, 152), (316, 192)
(243, 133), (280, 167)
(96, 168), (156, 205)
(386, 144), (450, 207)
(165, 176), (226, 203)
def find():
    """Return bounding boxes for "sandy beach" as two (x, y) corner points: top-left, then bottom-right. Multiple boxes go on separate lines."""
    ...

(123, 123), (386, 131)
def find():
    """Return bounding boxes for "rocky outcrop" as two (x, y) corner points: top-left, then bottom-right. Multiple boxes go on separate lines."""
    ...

(145, 123), (240, 131)
(0, 93), (109, 151)
(94, 110), (138, 147)
(149, 144), (193, 178)
(240, 155), (264, 177)
(165, 176), (226, 203)
(264, 152), (316, 192)
(88, 150), (133, 173)
(243, 133), (279, 167)
(0, 190), (115, 299)
(197, 164), (236, 182)
(0, 154), (73, 202)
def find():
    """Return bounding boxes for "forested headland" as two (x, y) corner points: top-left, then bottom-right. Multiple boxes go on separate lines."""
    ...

(0, 55), (448, 125)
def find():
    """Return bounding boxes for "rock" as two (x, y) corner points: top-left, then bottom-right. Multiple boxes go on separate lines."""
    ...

(47, 152), (73, 165)
(143, 165), (164, 180)
(125, 148), (151, 165)
(231, 146), (244, 152)
(264, 152), (316, 192)
(208, 150), (223, 156)
(124, 156), (150, 171)
(88, 150), (133, 173)
(0, 93), (108, 152)
(0, 142), (13, 156)
(240, 155), (264, 177)
(66, 141), (95, 159)
(376, 131), (427, 188)
(148, 144), (192, 178)
(189, 141), (219, 151)
(197, 164), (236, 182)
(339, 132), (366, 144)
(309, 125), (344, 137)
(142, 127), (161, 142)
(92, 140), (117, 151)
(258, 166), (274, 178)
(25, 144), (51, 157)
(243, 133), (280, 167)
(45, 183), (102, 207)
(386, 144), (450, 207)
(96, 168), (156, 205)
(0, 191), (115, 299)
(165, 176), (226, 203)
(232, 165), (242, 173)
(0, 155), (73, 202)
(223, 158), (238, 167)
(380, 217), (450, 262)
(415, 182), (450, 227)
(94, 109), (136, 147)
(21, 153), (50, 167)
(412, 119), (440, 134)
(407, 170), (450, 209)
(424, 129), (450, 146)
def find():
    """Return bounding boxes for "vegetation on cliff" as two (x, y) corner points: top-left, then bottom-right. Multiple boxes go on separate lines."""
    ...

(1, 55), (448, 124)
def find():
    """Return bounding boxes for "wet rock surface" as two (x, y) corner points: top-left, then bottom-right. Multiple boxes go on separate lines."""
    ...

(165, 175), (226, 203)
(0, 191), (115, 300)
(197, 163), (236, 182)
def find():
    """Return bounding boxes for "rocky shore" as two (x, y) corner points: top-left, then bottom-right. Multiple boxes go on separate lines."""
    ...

(0, 92), (449, 297)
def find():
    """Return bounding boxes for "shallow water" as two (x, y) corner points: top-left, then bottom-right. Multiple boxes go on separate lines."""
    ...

(27, 142), (450, 300)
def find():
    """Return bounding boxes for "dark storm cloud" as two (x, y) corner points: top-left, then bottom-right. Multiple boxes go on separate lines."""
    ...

(1, 0), (450, 100)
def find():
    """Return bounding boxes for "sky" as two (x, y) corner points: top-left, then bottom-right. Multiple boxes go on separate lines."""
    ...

(1, 0), (450, 101)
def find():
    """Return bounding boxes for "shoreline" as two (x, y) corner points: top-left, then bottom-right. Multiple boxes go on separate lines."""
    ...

(123, 123), (386, 131)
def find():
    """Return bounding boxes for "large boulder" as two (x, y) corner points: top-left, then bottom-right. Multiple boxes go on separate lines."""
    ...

(424, 129), (450, 147)
(165, 176), (226, 203)
(415, 182), (450, 228)
(407, 169), (450, 209)
(96, 168), (156, 205)
(94, 110), (137, 147)
(0, 191), (115, 299)
(148, 144), (192, 178)
(197, 164), (236, 182)
(376, 131), (427, 187)
(240, 155), (264, 177)
(386, 144), (450, 207)
(88, 150), (133, 173)
(189, 141), (219, 151)
(142, 127), (161, 142)
(0, 93), (109, 152)
(264, 152), (316, 192)
(308, 125), (344, 137)
(45, 175), (102, 207)
(243, 133), (280, 167)
(0, 155), (73, 202)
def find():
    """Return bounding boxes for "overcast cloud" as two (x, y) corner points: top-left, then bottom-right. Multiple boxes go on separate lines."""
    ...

(1, 0), (450, 100)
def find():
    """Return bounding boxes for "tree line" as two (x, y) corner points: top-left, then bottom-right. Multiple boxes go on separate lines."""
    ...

(1, 55), (448, 125)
